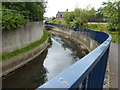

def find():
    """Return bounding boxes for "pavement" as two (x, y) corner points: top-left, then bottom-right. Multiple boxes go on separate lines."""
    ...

(109, 42), (119, 89)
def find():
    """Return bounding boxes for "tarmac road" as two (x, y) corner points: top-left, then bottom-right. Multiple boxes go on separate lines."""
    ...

(109, 42), (119, 89)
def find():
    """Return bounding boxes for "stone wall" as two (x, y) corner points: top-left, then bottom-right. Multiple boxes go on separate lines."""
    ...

(2, 22), (43, 53)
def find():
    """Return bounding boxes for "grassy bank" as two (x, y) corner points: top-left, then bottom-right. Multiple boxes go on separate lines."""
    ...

(86, 24), (120, 44)
(2, 30), (50, 60)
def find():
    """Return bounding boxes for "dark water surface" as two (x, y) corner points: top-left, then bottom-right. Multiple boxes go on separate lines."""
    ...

(2, 36), (88, 89)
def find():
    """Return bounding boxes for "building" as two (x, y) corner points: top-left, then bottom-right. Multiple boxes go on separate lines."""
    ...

(56, 9), (68, 19)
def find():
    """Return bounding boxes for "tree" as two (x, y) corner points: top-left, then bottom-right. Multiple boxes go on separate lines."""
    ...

(63, 8), (96, 26)
(2, 2), (46, 30)
(2, 2), (46, 21)
(63, 11), (75, 25)
(94, 7), (103, 19)
(51, 7), (96, 27)
(102, 1), (119, 31)
(52, 16), (56, 20)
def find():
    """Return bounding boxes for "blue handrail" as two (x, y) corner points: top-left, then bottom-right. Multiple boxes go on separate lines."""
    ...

(36, 22), (112, 89)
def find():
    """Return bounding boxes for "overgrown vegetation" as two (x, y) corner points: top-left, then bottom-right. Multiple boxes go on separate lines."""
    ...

(49, 19), (67, 25)
(102, 1), (119, 31)
(87, 24), (120, 44)
(2, 30), (50, 60)
(2, 6), (28, 30)
(2, 2), (46, 30)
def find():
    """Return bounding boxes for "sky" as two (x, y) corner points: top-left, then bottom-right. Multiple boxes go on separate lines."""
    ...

(44, 0), (110, 17)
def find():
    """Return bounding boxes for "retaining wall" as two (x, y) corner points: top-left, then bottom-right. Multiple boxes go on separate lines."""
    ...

(1, 38), (49, 77)
(2, 22), (43, 53)
(45, 25), (99, 51)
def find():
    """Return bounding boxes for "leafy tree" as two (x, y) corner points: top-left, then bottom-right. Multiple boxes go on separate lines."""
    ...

(2, 2), (46, 30)
(94, 7), (103, 19)
(2, 6), (28, 30)
(25, 2), (45, 21)
(102, 1), (119, 31)
(2, 2), (26, 11)
(63, 11), (75, 25)
(63, 8), (95, 26)
(2, 2), (45, 21)
(52, 16), (56, 20)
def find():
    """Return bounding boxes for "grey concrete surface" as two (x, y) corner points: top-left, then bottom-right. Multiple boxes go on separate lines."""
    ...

(2, 22), (43, 53)
(47, 26), (99, 51)
(109, 42), (119, 88)
(1, 39), (49, 77)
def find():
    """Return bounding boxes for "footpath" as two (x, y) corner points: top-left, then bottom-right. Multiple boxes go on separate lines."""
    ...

(109, 42), (119, 89)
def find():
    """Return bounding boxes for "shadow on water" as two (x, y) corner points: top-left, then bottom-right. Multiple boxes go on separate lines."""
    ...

(2, 36), (88, 89)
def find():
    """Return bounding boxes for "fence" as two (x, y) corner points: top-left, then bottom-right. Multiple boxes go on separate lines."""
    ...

(37, 22), (112, 89)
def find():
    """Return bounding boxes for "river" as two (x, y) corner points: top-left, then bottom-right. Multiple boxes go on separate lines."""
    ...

(2, 35), (88, 89)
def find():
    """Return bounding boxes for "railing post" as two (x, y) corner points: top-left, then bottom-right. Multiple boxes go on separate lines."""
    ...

(81, 77), (87, 90)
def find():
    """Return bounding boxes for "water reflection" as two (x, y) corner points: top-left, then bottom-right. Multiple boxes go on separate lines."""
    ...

(2, 36), (87, 88)
(43, 37), (80, 80)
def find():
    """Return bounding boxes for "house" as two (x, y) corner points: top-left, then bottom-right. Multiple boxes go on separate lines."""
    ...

(56, 9), (68, 19)
(56, 11), (65, 19)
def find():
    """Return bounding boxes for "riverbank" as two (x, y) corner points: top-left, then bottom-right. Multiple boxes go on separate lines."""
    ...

(1, 31), (50, 77)
(2, 34), (88, 88)
(46, 25), (99, 51)
(51, 31), (89, 55)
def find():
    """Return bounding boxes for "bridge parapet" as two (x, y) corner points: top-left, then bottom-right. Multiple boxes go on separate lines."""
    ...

(37, 22), (112, 89)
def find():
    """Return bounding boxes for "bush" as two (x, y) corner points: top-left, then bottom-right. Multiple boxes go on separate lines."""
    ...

(2, 2), (46, 30)
(2, 8), (28, 30)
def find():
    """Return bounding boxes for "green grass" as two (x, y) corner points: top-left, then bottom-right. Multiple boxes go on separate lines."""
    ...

(2, 30), (50, 60)
(86, 24), (120, 44)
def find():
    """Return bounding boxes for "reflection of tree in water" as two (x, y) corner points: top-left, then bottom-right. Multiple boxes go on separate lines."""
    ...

(52, 36), (63, 45)
(61, 38), (87, 59)
(2, 49), (49, 89)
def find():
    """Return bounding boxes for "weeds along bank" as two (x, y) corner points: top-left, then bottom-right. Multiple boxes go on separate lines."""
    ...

(86, 24), (120, 44)
(1, 22), (50, 76)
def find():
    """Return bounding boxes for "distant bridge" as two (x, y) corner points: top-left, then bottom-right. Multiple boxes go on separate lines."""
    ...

(37, 22), (112, 89)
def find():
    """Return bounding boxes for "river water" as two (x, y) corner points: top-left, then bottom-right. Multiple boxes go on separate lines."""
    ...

(2, 35), (88, 89)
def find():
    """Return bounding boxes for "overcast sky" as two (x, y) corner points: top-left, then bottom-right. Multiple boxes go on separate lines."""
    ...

(44, 0), (110, 17)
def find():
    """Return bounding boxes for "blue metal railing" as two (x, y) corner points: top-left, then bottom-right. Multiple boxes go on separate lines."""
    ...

(37, 22), (112, 89)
